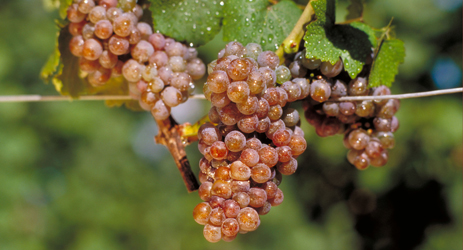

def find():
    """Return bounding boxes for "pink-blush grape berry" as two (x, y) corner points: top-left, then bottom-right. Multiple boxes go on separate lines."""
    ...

(151, 100), (171, 120)
(203, 223), (222, 243)
(320, 60), (343, 78)
(67, 4), (86, 23)
(225, 130), (246, 152)
(310, 79), (331, 102)
(193, 202), (212, 225)
(69, 35), (85, 57)
(82, 38), (103, 61)
(257, 51), (279, 69)
(207, 70), (230, 94)
(94, 20), (113, 39)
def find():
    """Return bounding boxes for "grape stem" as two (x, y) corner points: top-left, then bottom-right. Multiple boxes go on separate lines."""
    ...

(154, 115), (200, 193)
(275, 0), (315, 62)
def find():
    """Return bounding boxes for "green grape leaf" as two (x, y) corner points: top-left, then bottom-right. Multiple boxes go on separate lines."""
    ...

(222, 0), (302, 51)
(304, 0), (376, 78)
(345, 0), (364, 20)
(369, 39), (405, 87)
(42, 0), (72, 19)
(150, 0), (223, 47)
(40, 25), (141, 110)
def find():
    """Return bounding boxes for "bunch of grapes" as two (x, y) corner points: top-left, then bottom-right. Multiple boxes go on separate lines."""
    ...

(67, 0), (206, 119)
(290, 49), (400, 170)
(192, 42), (308, 242)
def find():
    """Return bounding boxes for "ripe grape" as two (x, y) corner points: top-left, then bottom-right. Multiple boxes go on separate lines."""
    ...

(193, 202), (212, 225)
(207, 70), (230, 93)
(258, 145), (278, 167)
(113, 13), (135, 37)
(310, 79), (331, 102)
(225, 130), (246, 152)
(233, 192), (251, 208)
(257, 51), (279, 69)
(223, 199), (241, 218)
(237, 115), (259, 133)
(275, 65), (291, 84)
(69, 35), (85, 57)
(227, 81), (250, 103)
(198, 182), (213, 201)
(82, 38), (103, 60)
(67, 4), (86, 23)
(320, 60), (343, 78)
(277, 157), (298, 175)
(94, 20), (113, 39)
(269, 188), (284, 206)
(230, 161), (251, 181)
(237, 96), (258, 115)
(348, 77), (369, 96)
(224, 41), (245, 57)
(227, 58), (252, 81)
(108, 35), (130, 55)
(259, 67), (277, 87)
(151, 100), (171, 120)
(209, 207), (226, 226)
(250, 164), (271, 183)
(131, 40), (154, 63)
(248, 188), (268, 208)
(203, 223), (222, 243)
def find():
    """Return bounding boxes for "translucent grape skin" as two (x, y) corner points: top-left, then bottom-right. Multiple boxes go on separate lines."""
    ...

(94, 20), (113, 39)
(251, 164), (272, 183)
(108, 35), (130, 55)
(82, 38), (103, 60)
(224, 130), (246, 152)
(310, 79), (331, 102)
(320, 60), (343, 78)
(69, 35), (85, 57)
(207, 70), (230, 93)
(151, 100), (171, 120)
(222, 218), (240, 238)
(113, 13), (135, 37)
(161, 86), (183, 107)
(227, 81), (250, 104)
(193, 202), (212, 225)
(257, 51), (279, 69)
(230, 161), (251, 181)
(67, 4), (86, 23)
(203, 223), (222, 243)
(236, 207), (260, 232)
(227, 58), (252, 81)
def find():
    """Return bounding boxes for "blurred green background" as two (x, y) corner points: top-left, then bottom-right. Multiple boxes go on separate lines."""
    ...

(0, 0), (461, 249)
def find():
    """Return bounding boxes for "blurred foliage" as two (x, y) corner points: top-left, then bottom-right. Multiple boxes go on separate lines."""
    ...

(0, 0), (461, 249)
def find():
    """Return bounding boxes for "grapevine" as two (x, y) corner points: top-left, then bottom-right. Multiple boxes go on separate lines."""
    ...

(0, 0), (460, 246)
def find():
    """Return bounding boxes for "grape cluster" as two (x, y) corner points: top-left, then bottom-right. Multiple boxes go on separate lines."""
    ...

(193, 42), (308, 242)
(291, 50), (400, 170)
(67, 0), (206, 119)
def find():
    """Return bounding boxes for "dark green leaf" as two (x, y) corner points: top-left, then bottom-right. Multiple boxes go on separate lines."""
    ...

(369, 39), (405, 87)
(304, 0), (376, 78)
(150, 0), (223, 47)
(54, 25), (88, 97)
(345, 0), (364, 20)
(222, 0), (301, 51)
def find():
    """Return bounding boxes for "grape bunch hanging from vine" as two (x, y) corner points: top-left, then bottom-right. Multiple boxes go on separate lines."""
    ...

(34, 0), (461, 243)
